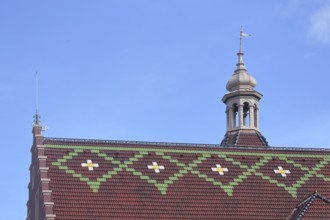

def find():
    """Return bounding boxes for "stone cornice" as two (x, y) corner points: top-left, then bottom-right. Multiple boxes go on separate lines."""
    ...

(222, 90), (263, 103)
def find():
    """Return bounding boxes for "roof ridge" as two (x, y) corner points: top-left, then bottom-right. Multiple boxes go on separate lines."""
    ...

(220, 133), (229, 146)
(43, 137), (330, 151)
(234, 130), (241, 146)
(288, 192), (330, 220)
(296, 193), (317, 220)
(255, 131), (269, 146)
(316, 193), (330, 204)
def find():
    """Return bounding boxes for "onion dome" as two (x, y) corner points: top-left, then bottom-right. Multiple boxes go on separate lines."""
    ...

(226, 51), (257, 91)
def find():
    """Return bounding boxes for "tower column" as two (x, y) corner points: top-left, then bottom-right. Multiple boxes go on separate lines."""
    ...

(249, 105), (255, 128)
(226, 108), (229, 130)
(228, 107), (234, 130)
(238, 104), (244, 128)
(254, 106), (259, 128)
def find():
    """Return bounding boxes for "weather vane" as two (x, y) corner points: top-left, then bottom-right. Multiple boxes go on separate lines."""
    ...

(239, 26), (251, 53)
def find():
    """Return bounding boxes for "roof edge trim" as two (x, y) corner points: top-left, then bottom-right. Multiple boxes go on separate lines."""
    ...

(43, 137), (330, 152)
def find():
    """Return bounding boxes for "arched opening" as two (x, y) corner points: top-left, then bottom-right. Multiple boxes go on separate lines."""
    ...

(243, 102), (250, 126)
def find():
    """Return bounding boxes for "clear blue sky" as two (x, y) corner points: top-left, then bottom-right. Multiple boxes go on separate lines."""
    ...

(1, 0), (330, 218)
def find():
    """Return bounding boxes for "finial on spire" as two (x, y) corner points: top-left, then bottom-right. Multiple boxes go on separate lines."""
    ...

(239, 25), (243, 53)
(33, 72), (41, 126)
(237, 26), (251, 67)
(239, 26), (251, 54)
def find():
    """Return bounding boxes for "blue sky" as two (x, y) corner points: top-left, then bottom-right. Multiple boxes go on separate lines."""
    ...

(1, 0), (330, 218)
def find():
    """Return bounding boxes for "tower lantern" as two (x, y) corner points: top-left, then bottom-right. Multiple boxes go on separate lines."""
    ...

(221, 29), (268, 147)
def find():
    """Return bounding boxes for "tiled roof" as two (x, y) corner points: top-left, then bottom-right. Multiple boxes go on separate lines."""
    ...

(221, 130), (269, 147)
(33, 137), (330, 219)
(288, 192), (330, 220)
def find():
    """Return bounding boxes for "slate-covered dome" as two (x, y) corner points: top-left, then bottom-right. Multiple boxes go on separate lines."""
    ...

(226, 52), (257, 91)
(226, 69), (257, 91)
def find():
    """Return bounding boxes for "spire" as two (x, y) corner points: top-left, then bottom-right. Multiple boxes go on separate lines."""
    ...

(33, 72), (41, 126)
(226, 27), (256, 92)
(239, 26), (243, 53)
(236, 26), (250, 71)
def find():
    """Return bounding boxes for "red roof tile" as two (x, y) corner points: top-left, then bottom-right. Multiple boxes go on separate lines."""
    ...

(221, 130), (268, 147)
(27, 137), (330, 219)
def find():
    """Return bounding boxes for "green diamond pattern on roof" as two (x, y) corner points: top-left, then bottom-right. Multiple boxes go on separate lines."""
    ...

(49, 145), (330, 197)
